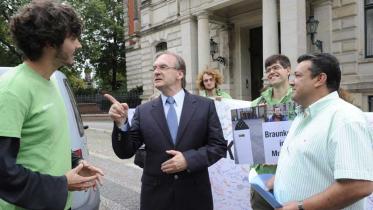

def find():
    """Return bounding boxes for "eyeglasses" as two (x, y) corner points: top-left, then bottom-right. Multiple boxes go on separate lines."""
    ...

(203, 78), (214, 83)
(265, 64), (284, 74)
(151, 65), (177, 71)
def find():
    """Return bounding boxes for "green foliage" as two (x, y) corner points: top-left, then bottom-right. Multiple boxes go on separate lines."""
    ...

(0, 0), (26, 66)
(0, 0), (127, 92)
(59, 66), (85, 90)
(128, 86), (143, 95)
(67, 0), (126, 91)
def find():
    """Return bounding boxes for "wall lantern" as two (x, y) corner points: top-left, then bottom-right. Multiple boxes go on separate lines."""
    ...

(209, 38), (226, 66)
(306, 16), (323, 52)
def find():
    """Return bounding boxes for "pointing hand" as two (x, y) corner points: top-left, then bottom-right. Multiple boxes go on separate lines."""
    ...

(104, 94), (129, 127)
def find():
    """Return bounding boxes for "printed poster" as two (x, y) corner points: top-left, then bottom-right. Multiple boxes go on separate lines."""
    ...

(231, 102), (296, 164)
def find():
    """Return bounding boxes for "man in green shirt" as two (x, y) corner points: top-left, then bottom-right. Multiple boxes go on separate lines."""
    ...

(250, 54), (293, 210)
(0, 1), (102, 210)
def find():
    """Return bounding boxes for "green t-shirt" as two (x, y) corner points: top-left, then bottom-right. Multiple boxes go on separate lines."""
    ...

(251, 86), (293, 174)
(200, 88), (232, 99)
(0, 63), (71, 210)
(251, 86), (293, 107)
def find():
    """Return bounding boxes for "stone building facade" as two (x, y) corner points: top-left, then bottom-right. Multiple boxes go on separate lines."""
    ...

(124, 0), (373, 111)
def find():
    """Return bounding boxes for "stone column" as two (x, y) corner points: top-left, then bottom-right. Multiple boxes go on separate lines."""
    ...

(313, 0), (332, 53)
(263, 0), (279, 68)
(197, 11), (210, 71)
(180, 16), (198, 93)
(280, 0), (307, 68)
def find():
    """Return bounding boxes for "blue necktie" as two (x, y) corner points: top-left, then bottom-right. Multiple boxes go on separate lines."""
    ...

(166, 97), (178, 144)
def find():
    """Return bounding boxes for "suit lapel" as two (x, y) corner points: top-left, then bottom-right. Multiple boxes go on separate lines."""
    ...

(151, 97), (174, 145)
(176, 91), (197, 145)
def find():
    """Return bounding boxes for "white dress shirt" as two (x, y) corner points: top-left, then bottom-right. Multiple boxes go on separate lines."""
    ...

(119, 89), (185, 131)
(160, 89), (185, 125)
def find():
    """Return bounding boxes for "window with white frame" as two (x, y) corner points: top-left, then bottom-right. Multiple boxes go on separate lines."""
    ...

(366, 0), (373, 57)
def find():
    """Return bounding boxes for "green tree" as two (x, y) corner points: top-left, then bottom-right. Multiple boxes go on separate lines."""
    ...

(68, 0), (126, 91)
(0, 0), (85, 90)
(0, 0), (126, 92)
(0, 0), (25, 65)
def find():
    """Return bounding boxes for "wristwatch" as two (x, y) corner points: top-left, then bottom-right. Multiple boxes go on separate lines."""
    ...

(297, 201), (305, 210)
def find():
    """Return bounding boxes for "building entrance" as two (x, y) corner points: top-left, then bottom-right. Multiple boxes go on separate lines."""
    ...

(249, 26), (263, 99)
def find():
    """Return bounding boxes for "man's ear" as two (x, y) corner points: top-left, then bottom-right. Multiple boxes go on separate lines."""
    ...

(43, 44), (55, 56)
(286, 67), (291, 76)
(44, 41), (54, 48)
(314, 73), (327, 88)
(177, 71), (184, 80)
(285, 67), (292, 81)
(43, 41), (57, 51)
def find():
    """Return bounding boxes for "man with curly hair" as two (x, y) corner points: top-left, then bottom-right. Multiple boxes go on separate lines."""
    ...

(197, 67), (232, 100)
(0, 1), (103, 210)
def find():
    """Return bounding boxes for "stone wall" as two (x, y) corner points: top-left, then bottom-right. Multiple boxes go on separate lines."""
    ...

(332, 0), (373, 110)
(332, 0), (359, 75)
(126, 24), (182, 99)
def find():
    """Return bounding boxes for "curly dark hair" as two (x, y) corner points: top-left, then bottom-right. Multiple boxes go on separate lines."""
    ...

(9, 0), (83, 61)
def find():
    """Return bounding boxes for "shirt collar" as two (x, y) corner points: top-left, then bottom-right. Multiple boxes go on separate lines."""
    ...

(161, 89), (185, 107)
(299, 91), (339, 118)
(261, 86), (293, 105)
(202, 88), (221, 97)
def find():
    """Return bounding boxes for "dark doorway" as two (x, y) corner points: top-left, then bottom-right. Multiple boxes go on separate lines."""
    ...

(249, 27), (263, 99)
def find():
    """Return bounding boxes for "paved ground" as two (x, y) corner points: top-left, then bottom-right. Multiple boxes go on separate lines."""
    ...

(84, 121), (142, 210)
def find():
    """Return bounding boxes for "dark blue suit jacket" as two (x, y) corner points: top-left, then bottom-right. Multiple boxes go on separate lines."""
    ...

(112, 91), (227, 210)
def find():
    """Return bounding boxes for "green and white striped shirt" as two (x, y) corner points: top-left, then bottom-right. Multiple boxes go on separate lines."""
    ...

(274, 91), (373, 210)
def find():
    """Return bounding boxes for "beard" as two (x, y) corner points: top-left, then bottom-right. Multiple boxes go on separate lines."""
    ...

(54, 47), (74, 68)
(204, 86), (215, 91)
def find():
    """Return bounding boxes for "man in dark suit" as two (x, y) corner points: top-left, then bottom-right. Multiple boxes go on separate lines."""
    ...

(105, 51), (227, 210)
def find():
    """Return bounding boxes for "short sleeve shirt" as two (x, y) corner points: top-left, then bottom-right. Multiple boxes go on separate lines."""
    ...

(0, 63), (71, 210)
(274, 92), (373, 210)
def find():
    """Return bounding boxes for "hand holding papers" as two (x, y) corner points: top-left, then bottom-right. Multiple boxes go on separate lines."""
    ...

(249, 174), (282, 208)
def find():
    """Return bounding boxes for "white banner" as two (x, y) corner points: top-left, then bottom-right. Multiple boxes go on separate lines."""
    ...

(208, 99), (253, 210)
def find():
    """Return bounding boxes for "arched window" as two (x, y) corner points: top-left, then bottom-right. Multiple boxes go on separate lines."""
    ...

(155, 42), (167, 52)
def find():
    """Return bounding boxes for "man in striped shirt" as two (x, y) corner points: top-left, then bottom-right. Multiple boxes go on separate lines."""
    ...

(274, 53), (373, 210)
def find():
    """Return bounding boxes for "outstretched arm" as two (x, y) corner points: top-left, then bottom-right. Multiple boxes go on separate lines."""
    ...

(106, 94), (143, 159)
(0, 137), (68, 210)
(0, 137), (103, 210)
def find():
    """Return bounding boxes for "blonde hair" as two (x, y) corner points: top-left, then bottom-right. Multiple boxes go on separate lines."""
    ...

(338, 88), (354, 105)
(196, 67), (224, 90)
